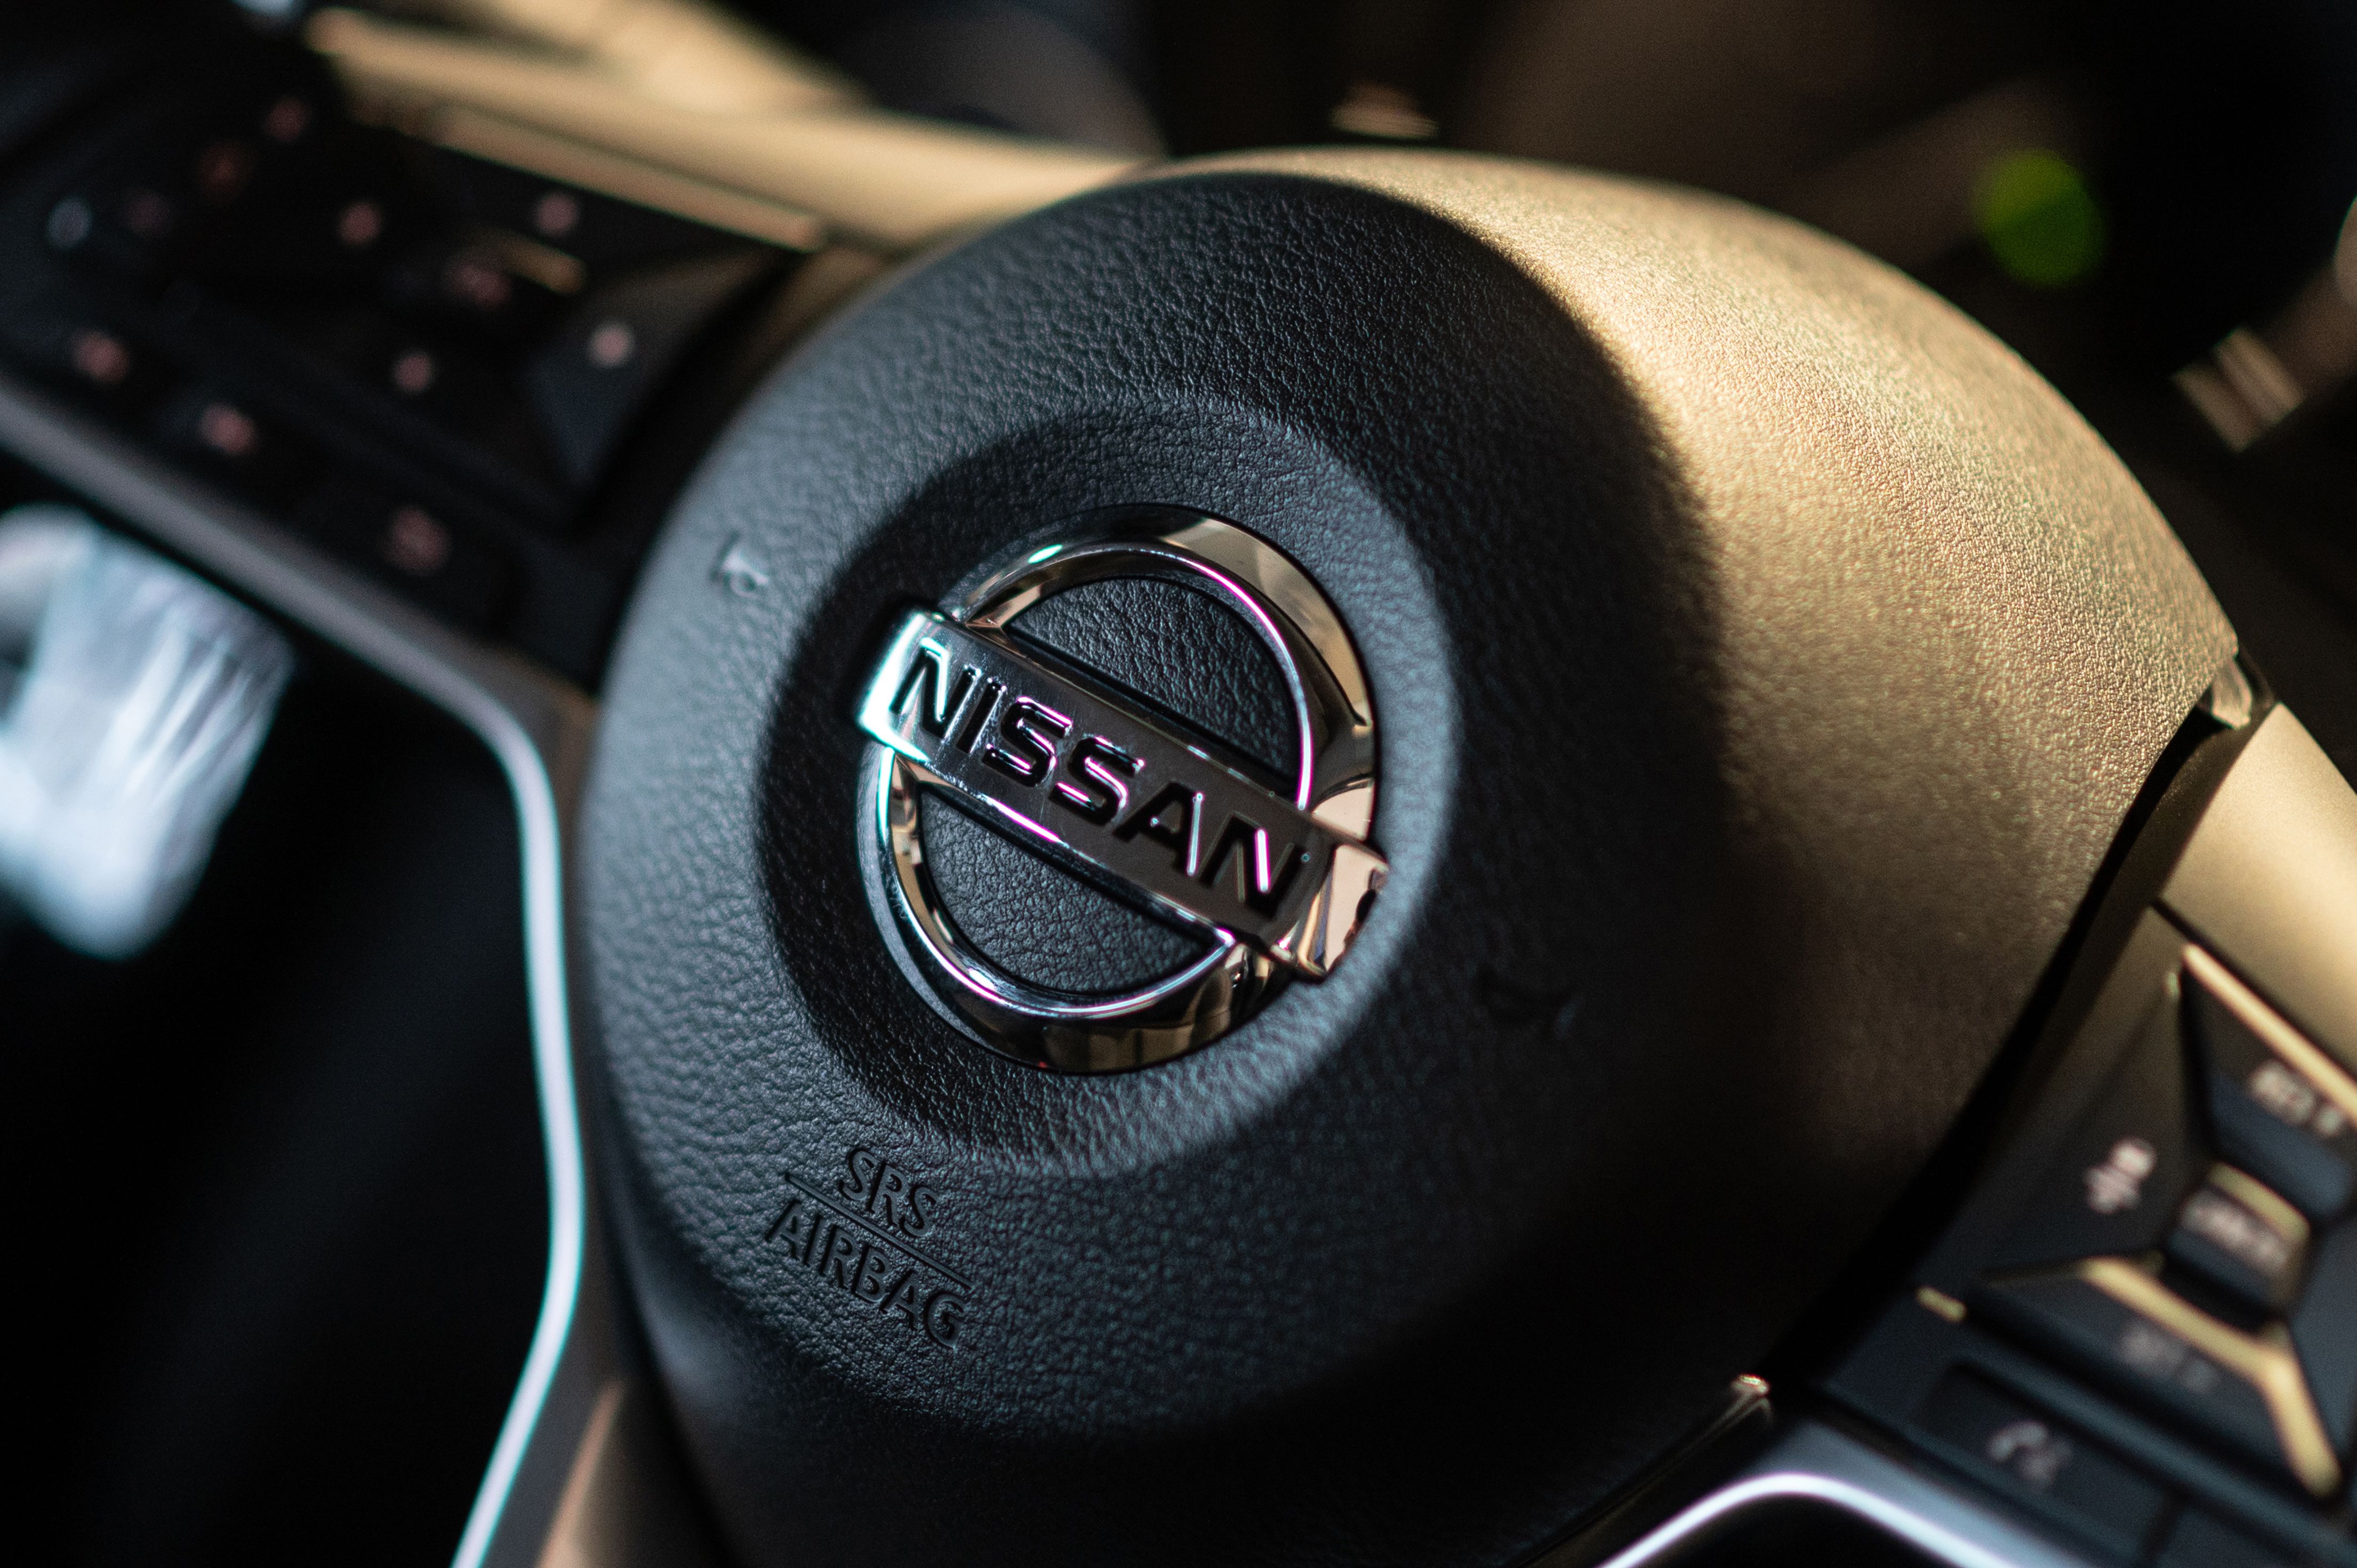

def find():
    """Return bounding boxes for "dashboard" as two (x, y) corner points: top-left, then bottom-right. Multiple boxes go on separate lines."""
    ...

(3, 4), (2353, 1567)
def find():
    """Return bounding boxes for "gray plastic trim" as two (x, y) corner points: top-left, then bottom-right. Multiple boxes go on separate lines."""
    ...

(2162, 705), (2357, 1070)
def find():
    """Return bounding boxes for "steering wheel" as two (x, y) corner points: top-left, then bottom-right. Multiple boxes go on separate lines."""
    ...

(557, 142), (2357, 1567)
(5, 7), (2354, 1568)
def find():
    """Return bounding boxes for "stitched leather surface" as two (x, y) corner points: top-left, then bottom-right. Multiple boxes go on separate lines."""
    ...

(580, 154), (2234, 1568)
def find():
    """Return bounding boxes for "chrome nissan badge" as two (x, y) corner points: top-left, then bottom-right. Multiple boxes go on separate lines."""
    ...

(854, 515), (1383, 1072)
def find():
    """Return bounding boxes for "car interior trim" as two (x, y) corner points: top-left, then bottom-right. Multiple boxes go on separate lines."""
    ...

(2061, 1256), (2339, 1497)
(0, 367), (598, 1568)
(2180, 941), (2357, 1128)
(1575, 1420), (2097, 1568)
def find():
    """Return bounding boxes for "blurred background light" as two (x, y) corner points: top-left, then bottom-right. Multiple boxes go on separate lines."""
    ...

(1973, 148), (2106, 287)
(0, 506), (291, 958)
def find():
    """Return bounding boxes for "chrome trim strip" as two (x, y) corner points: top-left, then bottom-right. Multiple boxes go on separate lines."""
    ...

(0, 372), (599, 1568)
(1585, 1421), (2093, 1568)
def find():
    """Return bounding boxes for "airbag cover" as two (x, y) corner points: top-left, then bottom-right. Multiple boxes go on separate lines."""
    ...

(581, 152), (2233, 1568)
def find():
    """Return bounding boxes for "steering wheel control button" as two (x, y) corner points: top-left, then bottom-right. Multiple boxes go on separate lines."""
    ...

(1838, 761), (2357, 1555)
(2157, 1510), (2308, 1568)
(523, 249), (774, 488)
(2185, 944), (2357, 1222)
(1915, 1370), (2170, 1561)
(18, 319), (171, 421)
(2290, 1216), (2357, 1458)
(0, 52), (805, 681)
(2166, 1165), (2312, 1315)
(1978, 1258), (2343, 1496)
(155, 385), (316, 508)
(855, 514), (1382, 1071)
(292, 478), (513, 631)
(1989, 999), (2198, 1271)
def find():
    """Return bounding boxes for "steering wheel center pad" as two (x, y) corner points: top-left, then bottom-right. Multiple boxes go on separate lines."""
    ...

(580, 152), (2232, 1566)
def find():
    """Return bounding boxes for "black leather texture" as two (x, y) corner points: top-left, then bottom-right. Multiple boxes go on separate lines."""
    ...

(1010, 573), (1298, 779)
(916, 790), (1207, 994)
(580, 153), (2234, 1568)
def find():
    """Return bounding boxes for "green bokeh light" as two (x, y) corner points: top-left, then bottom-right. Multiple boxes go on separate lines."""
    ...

(1973, 149), (2106, 288)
